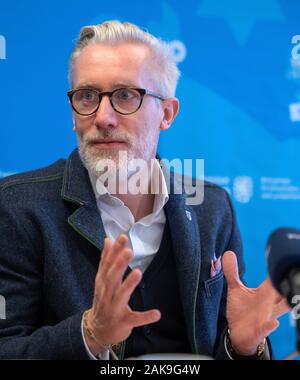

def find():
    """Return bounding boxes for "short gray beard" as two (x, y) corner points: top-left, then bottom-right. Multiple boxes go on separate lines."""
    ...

(78, 137), (132, 177)
(77, 130), (157, 180)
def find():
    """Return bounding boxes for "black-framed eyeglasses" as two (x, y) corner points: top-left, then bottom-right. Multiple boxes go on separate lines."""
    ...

(67, 87), (165, 116)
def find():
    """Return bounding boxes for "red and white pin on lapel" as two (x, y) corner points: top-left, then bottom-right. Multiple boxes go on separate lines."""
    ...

(210, 253), (222, 278)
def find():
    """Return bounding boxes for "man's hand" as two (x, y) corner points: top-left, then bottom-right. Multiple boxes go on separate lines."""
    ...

(222, 251), (290, 356)
(84, 234), (161, 356)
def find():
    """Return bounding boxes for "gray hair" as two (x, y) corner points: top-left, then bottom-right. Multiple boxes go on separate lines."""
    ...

(68, 20), (180, 98)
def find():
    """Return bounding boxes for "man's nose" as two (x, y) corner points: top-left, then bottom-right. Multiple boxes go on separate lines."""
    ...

(94, 95), (118, 128)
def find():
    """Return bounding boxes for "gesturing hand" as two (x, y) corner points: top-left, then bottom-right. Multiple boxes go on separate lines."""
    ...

(222, 251), (290, 355)
(85, 234), (161, 355)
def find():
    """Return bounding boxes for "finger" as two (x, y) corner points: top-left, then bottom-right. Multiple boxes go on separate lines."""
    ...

(272, 298), (291, 319)
(98, 237), (113, 272)
(260, 276), (282, 303)
(114, 268), (143, 309)
(104, 248), (133, 299)
(222, 251), (243, 289)
(100, 234), (128, 275)
(260, 319), (279, 337)
(128, 309), (161, 328)
(96, 237), (113, 286)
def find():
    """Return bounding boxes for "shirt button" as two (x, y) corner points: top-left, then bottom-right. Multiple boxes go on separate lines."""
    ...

(144, 327), (151, 335)
(140, 282), (146, 290)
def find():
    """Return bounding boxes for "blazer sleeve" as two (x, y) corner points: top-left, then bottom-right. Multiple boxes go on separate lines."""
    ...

(0, 190), (89, 359)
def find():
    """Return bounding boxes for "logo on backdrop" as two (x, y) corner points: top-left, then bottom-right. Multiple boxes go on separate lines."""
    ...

(291, 35), (300, 60)
(0, 35), (6, 60)
(205, 176), (254, 203)
(233, 176), (253, 203)
(168, 40), (187, 63)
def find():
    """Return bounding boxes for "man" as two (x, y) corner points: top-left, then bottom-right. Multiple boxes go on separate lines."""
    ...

(0, 21), (288, 360)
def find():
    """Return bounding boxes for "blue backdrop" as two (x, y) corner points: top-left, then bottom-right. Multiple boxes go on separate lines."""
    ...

(1, 0), (300, 359)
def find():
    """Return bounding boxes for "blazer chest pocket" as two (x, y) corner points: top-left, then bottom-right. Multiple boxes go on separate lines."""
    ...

(203, 271), (224, 298)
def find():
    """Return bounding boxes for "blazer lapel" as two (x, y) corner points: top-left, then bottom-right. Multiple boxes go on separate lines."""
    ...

(164, 177), (202, 354)
(61, 149), (106, 251)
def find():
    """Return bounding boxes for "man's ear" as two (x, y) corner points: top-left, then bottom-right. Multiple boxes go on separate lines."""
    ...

(160, 97), (180, 131)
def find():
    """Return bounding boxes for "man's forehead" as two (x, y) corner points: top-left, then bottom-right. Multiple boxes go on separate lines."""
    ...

(73, 43), (154, 88)
(76, 42), (151, 65)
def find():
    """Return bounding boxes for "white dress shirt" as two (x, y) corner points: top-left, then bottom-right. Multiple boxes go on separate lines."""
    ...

(82, 159), (169, 359)
(90, 159), (169, 271)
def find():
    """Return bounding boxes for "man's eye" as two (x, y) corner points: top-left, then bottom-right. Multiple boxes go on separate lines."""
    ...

(116, 90), (133, 100)
(82, 90), (96, 101)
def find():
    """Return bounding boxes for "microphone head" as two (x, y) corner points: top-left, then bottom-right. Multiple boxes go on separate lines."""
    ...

(267, 227), (300, 295)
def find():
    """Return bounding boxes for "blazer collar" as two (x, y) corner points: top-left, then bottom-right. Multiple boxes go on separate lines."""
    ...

(61, 149), (106, 251)
(61, 148), (96, 206)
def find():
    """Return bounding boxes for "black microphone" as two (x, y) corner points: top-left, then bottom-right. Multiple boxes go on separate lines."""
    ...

(267, 227), (300, 306)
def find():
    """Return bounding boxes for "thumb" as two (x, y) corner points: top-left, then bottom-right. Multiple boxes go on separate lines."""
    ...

(222, 251), (243, 289)
(261, 319), (279, 337)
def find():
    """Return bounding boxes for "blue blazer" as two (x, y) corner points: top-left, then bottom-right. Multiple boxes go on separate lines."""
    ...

(0, 149), (244, 359)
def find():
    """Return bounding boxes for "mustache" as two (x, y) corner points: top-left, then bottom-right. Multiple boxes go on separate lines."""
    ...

(80, 131), (131, 145)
